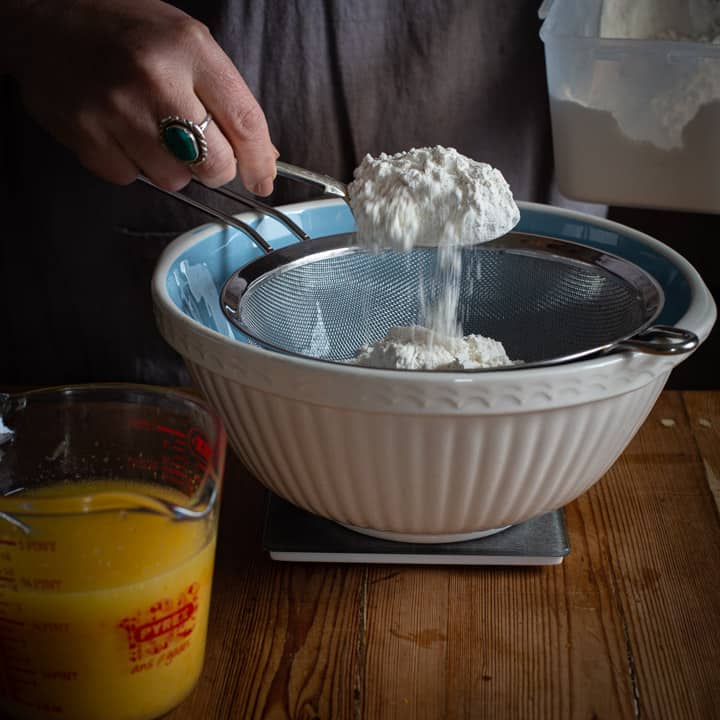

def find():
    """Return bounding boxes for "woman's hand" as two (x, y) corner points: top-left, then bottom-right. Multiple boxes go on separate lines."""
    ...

(4, 0), (277, 193)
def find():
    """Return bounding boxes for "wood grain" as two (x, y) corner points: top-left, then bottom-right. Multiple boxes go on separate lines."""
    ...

(576, 392), (720, 720)
(163, 392), (720, 720)
(683, 390), (720, 514)
(166, 453), (364, 720)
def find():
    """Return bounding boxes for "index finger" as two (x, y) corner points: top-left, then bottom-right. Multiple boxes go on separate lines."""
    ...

(194, 46), (277, 195)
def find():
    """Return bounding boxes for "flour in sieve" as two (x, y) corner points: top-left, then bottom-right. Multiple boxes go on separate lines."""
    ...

(346, 146), (519, 370)
(347, 146), (519, 250)
(350, 326), (514, 371)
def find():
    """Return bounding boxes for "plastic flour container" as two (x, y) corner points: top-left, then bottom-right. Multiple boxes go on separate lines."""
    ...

(539, 0), (720, 213)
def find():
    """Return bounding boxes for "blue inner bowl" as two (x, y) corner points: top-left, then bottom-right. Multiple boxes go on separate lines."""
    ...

(163, 202), (691, 343)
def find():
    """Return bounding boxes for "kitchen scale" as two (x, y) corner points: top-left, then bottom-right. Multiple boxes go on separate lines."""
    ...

(263, 493), (569, 566)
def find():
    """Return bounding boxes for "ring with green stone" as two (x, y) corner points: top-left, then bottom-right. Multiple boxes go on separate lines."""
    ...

(159, 113), (212, 165)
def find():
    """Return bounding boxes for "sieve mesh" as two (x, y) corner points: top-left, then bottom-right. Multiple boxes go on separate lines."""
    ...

(229, 234), (660, 368)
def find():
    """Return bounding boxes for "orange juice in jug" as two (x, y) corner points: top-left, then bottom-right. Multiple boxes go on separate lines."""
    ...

(0, 480), (218, 720)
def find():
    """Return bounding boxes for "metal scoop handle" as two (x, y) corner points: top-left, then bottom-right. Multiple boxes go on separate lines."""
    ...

(137, 174), (275, 252)
(275, 160), (348, 198)
(137, 161), (349, 252)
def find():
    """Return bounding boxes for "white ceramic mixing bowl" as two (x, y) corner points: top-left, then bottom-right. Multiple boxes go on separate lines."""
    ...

(152, 200), (715, 542)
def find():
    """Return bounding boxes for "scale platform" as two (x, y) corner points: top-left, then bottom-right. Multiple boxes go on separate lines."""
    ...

(263, 493), (570, 566)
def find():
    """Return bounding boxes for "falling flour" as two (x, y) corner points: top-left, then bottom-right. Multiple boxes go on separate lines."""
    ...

(346, 146), (519, 370)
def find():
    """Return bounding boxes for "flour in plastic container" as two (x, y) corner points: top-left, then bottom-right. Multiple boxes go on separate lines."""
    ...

(568, 0), (720, 150)
(549, 0), (720, 212)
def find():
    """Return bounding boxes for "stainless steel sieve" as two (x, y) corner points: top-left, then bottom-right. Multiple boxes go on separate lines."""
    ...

(220, 232), (698, 370)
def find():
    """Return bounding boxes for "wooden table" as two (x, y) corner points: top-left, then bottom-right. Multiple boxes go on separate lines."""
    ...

(166, 390), (720, 720)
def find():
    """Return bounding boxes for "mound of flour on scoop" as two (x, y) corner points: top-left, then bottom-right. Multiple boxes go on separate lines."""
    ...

(347, 146), (520, 250)
(350, 326), (514, 371)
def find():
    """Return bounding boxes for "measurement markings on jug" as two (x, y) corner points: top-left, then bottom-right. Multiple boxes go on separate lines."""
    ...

(42, 670), (78, 681)
(21, 541), (56, 553)
(18, 577), (62, 591)
(31, 622), (70, 633)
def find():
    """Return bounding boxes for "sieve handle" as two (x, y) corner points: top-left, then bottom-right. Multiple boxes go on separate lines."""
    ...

(616, 325), (699, 355)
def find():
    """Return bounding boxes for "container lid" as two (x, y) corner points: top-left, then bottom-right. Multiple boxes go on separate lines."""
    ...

(540, 0), (720, 47)
(539, 0), (604, 39)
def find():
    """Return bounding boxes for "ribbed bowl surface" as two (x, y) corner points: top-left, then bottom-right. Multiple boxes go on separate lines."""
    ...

(189, 360), (666, 535)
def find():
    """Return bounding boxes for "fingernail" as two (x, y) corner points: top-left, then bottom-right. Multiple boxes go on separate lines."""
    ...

(272, 145), (281, 159)
(252, 177), (274, 196)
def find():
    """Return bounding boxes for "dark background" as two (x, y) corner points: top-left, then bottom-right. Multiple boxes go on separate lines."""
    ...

(606, 207), (718, 390)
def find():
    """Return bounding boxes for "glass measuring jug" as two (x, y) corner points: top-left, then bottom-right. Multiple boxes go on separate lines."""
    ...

(0, 384), (226, 720)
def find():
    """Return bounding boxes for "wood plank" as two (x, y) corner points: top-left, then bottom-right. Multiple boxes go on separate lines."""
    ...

(361, 477), (636, 716)
(682, 390), (720, 515)
(363, 566), (450, 719)
(358, 503), (636, 720)
(442, 565), (576, 720)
